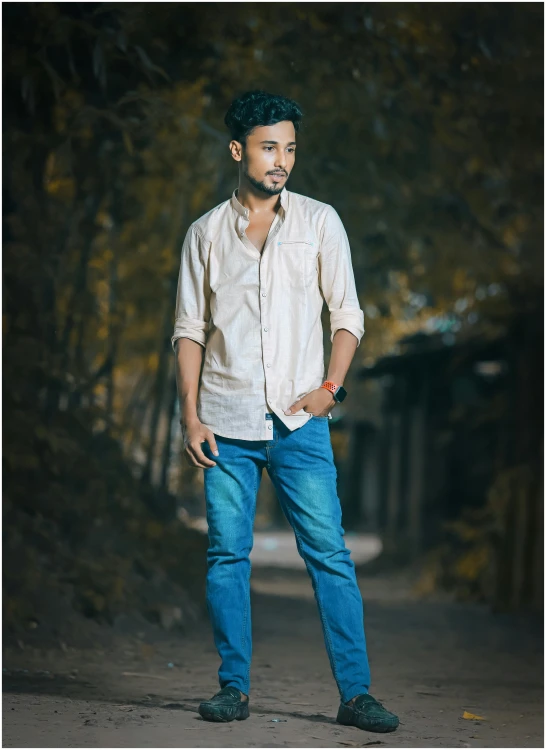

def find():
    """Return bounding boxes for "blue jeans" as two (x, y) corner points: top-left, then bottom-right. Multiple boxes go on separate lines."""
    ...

(201, 412), (371, 704)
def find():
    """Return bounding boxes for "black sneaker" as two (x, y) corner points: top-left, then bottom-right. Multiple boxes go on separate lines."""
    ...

(336, 693), (399, 733)
(198, 686), (250, 722)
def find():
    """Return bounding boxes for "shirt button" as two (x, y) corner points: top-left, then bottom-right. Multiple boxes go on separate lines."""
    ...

(268, 424), (272, 430)
(262, 292), (267, 297)
(264, 327), (268, 332)
(266, 363), (271, 368)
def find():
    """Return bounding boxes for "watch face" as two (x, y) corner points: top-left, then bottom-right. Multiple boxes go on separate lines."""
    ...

(335, 386), (347, 403)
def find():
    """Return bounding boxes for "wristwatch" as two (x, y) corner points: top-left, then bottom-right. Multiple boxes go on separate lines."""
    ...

(320, 381), (347, 403)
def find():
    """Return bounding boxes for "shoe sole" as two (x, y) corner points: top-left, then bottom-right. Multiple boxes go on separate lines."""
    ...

(336, 703), (399, 733)
(198, 702), (250, 722)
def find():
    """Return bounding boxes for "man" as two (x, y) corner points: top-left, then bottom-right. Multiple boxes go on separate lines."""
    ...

(172, 90), (399, 733)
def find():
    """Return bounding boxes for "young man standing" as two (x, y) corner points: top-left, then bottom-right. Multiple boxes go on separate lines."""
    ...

(172, 90), (399, 733)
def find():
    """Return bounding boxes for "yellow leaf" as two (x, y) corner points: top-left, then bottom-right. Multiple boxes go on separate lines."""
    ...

(463, 711), (486, 721)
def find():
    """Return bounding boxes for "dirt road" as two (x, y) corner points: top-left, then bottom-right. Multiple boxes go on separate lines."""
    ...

(3, 561), (543, 748)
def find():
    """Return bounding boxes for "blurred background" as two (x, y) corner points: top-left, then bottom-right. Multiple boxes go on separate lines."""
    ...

(3, 2), (543, 651)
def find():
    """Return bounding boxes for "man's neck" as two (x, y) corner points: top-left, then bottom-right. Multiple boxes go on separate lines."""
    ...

(236, 185), (282, 216)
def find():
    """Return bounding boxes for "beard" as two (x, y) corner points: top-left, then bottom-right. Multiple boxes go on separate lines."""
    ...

(242, 163), (285, 196)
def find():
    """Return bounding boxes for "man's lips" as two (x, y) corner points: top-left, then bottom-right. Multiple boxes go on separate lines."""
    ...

(270, 172), (286, 180)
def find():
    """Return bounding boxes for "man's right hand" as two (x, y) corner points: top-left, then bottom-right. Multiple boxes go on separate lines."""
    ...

(182, 418), (219, 469)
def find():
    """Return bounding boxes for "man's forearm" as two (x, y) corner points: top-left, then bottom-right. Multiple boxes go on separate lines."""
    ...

(326, 328), (359, 386)
(174, 337), (205, 423)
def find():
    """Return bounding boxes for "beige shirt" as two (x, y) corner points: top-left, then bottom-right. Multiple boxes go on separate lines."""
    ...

(172, 186), (365, 442)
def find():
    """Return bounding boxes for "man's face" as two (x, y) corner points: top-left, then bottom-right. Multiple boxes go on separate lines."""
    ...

(235, 120), (296, 196)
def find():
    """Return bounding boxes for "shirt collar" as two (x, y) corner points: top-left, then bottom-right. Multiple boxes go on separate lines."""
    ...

(231, 186), (289, 218)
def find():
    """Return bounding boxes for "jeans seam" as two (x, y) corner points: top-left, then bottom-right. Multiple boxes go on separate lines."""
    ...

(276, 484), (342, 692)
(242, 464), (258, 692)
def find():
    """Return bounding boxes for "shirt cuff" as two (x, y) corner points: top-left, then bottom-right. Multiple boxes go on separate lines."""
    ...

(171, 318), (208, 351)
(330, 309), (365, 347)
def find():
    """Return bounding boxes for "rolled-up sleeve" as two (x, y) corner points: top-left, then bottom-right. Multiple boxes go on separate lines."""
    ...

(171, 225), (211, 352)
(319, 206), (365, 346)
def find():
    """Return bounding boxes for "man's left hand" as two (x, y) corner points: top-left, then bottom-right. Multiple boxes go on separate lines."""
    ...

(284, 387), (336, 417)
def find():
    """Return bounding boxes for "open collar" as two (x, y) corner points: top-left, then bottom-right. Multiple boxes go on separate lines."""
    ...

(231, 185), (289, 219)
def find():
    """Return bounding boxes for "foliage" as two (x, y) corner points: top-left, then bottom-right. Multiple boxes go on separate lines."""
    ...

(3, 402), (208, 641)
(415, 465), (540, 607)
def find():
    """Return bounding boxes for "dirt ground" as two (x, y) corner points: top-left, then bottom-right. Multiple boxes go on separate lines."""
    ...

(3, 562), (543, 748)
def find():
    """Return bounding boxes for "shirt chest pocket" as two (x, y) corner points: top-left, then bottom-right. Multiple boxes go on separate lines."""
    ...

(277, 240), (317, 288)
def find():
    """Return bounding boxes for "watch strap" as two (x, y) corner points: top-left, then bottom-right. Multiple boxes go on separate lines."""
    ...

(321, 381), (341, 395)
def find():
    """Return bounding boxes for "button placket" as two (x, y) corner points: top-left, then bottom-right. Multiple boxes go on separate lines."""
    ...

(258, 211), (284, 437)
(259, 256), (273, 408)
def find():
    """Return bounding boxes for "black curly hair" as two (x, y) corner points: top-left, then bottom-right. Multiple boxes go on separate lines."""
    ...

(224, 90), (304, 145)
